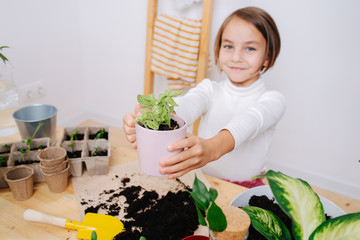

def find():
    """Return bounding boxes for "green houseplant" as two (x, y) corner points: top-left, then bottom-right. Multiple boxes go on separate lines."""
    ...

(136, 89), (183, 130)
(135, 89), (188, 176)
(188, 174), (227, 233)
(242, 170), (360, 240)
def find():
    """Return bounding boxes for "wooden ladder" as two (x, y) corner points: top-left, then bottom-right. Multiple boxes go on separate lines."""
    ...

(143, 0), (214, 135)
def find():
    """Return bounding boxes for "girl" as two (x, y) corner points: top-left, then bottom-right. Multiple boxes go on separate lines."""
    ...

(123, 7), (285, 187)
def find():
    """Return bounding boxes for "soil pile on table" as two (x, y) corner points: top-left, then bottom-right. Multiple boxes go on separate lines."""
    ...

(80, 175), (198, 240)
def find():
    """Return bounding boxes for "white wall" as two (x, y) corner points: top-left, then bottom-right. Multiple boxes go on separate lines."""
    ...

(1, 0), (84, 121)
(1, 0), (360, 200)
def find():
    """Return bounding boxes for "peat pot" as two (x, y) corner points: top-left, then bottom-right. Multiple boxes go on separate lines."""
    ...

(5, 166), (34, 200)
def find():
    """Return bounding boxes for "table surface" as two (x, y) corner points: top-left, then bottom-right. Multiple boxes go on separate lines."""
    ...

(0, 121), (247, 240)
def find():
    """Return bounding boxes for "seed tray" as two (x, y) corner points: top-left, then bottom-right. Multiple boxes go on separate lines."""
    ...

(61, 126), (110, 177)
(0, 138), (50, 188)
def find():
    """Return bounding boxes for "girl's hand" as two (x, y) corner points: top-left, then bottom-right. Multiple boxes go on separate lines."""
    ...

(122, 104), (143, 149)
(159, 130), (235, 179)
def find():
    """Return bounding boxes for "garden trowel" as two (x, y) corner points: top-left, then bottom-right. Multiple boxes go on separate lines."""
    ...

(23, 209), (124, 240)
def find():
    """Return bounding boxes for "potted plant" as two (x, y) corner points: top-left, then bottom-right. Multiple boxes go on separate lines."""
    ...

(83, 140), (110, 176)
(135, 89), (187, 176)
(240, 170), (360, 240)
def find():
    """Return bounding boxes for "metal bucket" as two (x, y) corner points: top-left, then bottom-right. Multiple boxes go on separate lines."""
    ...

(13, 104), (57, 144)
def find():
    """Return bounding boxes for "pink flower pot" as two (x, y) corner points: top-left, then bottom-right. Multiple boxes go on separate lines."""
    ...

(136, 115), (187, 176)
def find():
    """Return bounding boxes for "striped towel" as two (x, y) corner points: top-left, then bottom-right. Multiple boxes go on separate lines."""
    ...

(150, 15), (203, 91)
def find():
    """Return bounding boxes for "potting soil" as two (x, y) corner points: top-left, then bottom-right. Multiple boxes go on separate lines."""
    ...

(74, 162), (204, 240)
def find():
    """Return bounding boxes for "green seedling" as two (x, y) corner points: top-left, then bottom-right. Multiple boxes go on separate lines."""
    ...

(0, 155), (7, 167)
(67, 129), (79, 153)
(0, 46), (9, 64)
(136, 89), (183, 130)
(94, 128), (105, 139)
(18, 148), (26, 161)
(91, 146), (100, 157)
(2, 144), (9, 153)
(243, 170), (360, 240)
(188, 174), (227, 232)
(21, 122), (43, 160)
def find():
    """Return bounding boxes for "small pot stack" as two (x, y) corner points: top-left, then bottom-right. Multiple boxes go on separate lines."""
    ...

(38, 147), (69, 193)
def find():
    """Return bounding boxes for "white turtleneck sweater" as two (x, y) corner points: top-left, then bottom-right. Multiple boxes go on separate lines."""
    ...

(175, 77), (286, 181)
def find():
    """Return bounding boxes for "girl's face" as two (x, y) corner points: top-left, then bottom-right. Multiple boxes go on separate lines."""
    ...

(219, 17), (268, 87)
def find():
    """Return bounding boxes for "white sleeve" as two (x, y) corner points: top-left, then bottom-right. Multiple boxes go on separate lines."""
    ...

(174, 79), (213, 126)
(223, 91), (286, 148)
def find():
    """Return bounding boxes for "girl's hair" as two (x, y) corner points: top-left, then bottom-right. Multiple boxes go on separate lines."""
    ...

(214, 7), (281, 73)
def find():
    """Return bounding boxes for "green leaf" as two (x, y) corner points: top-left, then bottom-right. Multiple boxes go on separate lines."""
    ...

(165, 96), (178, 107)
(170, 90), (183, 97)
(0, 46), (9, 64)
(309, 212), (360, 240)
(164, 88), (173, 96)
(194, 204), (207, 226)
(140, 108), (152, 115)
(243, 206), (292, 240)
(193, 175), (208, 195)
(209, 188), (218, 202)
(153, 105), (162, 117)
(137, 94), (155, 107)
(207, 201), (227, 232)
(144, 120), (159, 130)
(258, 170), (325, 240)
(189, 191), (209, 212)
(91, 231), (97, 240)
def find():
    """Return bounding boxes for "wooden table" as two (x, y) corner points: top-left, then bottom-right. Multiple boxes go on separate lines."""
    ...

(0, 121), (247, 239)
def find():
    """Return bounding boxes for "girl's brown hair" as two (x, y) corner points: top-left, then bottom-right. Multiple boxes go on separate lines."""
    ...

(214, 7), (281, 73)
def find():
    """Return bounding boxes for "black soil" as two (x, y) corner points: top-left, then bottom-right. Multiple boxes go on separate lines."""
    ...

(81, 176), (198, 240)
(14, 159), (40, 165)
(67, 151), (82, 158)
(158, 119), (180, 131)
(89, 130), (109, 140)
(88, 150), (108, 157)
(245, 195), (332, 240)
(139, 119), (180, 131)
(65, 133), (84, 141)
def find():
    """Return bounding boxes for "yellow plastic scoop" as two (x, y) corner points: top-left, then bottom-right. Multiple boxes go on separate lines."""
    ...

(23, 209), (124, 240)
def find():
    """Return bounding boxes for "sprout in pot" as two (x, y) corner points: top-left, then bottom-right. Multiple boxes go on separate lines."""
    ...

(90, 128), (108, 140)
(242, 170), (360, 240)
(136, 89), (183, 131)
(66, 130), (82, 158)
(89, 146), (107, 157)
